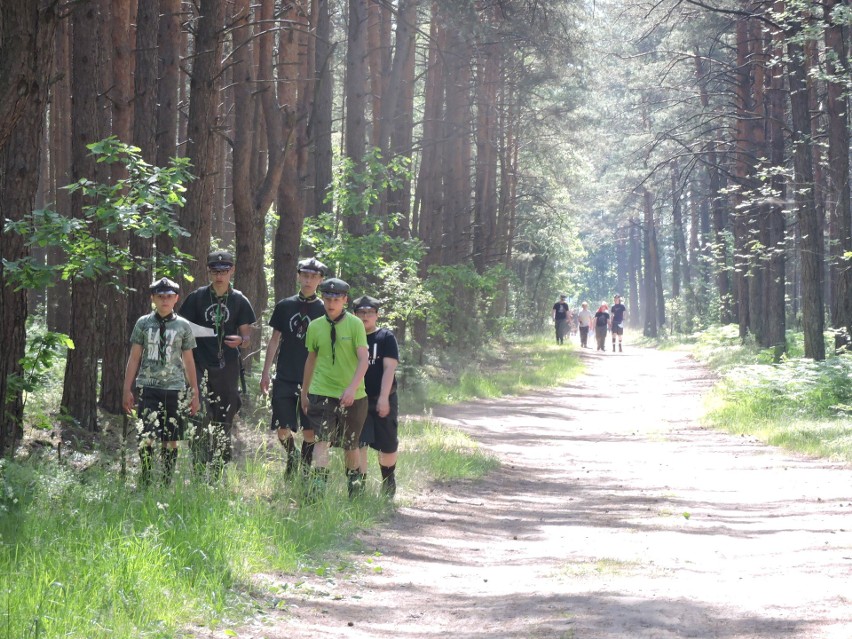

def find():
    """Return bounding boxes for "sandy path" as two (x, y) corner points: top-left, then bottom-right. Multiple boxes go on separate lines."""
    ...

(225, 345), (852, 639)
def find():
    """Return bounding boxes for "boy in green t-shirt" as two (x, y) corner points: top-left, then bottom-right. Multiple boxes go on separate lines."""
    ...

(123, 277), (201, 486)
(301, 277), (369, 498)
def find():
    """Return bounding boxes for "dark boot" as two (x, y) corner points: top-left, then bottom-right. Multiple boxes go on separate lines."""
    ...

(281, 437), (298, 476)
(347, 469), (366, 498)
(380, 464), (397, 498)
(619, 343), (623, 352)
(300, 440), (315, 474)
(161, 447), (178, 485)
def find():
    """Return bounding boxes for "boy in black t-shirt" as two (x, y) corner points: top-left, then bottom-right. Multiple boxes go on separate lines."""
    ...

(610, 294), (627, 352)
(179, 251), (256, 478)
(594, 302), (610, 351)
(352, 295), (400, 497)
(260, 257), (327, 476)
(552, 294), (570, 345)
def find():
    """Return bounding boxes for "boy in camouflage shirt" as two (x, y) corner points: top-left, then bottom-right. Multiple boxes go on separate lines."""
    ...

(123, 277), (201, 486)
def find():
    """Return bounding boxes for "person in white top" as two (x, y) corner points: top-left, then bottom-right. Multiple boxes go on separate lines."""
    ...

(576, 301), (594, 348)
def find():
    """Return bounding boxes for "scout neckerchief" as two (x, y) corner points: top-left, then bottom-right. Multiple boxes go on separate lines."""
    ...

(210, 284), (231, 368)
(325, 310), (347, 365)
(155, 312), (176, 363)
(298, 291), (318, 318)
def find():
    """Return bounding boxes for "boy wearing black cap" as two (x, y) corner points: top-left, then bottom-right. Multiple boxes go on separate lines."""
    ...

(552, 294), (570, 345)
(261, 257), (327, 475)
(301, 277), (369, 498)
(123, 277), (201, 486)
(352, 295), (400, 497)
(178, 250), (256, 478)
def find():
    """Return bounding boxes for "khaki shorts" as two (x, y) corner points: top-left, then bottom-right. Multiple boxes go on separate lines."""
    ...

(305, 394), (368, 450)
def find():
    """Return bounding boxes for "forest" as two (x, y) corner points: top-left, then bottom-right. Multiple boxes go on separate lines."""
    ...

(1, 0), (851, 453)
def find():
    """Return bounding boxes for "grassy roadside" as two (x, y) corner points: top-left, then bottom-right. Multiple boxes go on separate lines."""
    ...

(644, 324), (852, 462)
(0, 334), (581, 639)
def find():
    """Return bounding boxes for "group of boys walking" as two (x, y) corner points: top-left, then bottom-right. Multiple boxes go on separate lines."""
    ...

(122, 251), (400, 499)
(553, 294), (627, 352)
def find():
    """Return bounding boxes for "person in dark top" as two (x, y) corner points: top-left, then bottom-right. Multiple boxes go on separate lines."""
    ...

(610, 294), (627, 352)
(179, 251), (256, 479)
(260, 257), (327, 477)
(594, 302), (610, 352)
(353, 295), (401, 498)
(552, 294), (570, 345)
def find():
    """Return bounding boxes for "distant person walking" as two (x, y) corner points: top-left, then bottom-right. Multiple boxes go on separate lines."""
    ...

(594, 302), (610, 351)
(576, 301), (593, 348)
(610, 294), (627, 352)
(552, 294), (570, 345)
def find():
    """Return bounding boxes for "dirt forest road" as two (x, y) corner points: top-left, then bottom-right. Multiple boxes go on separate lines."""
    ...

(240, 343), (852, 639)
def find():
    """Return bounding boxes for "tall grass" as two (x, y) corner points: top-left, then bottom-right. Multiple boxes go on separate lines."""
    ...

(402, 334), (583, 410)
(0, 454), (389, 639)
(691, 326), (852, 461)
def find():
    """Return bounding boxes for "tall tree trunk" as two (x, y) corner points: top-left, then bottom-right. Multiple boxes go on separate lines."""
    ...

(642, 189), (658, 337)
(442, 22), (471, 265)
(179, 0), (225, 287)
(733, 14), (753, 340)
(62, 0), (102, 432)
(412, 6), (444, 353)
(128, 0), (161, 345)
(312, 0), (334, 217)
(670, 159), (690, 297)
(152, 0), (182, 263)
(765, 7), (787, 356)
(825, 0), (852, 335)
(628, 216), (641, 329)
(694, 50), (731, 323)
(274, 0), (308, 301)
(344, 0), (369, 239)
(0, 0), (57, 453)
(230, 0), (265, 315)
(47, 14), (71, 334)
(385, 0), (417, 236)
(472, 11), (500, 273)
(100, 0), (138, 415)
(787, 33), (824, 360)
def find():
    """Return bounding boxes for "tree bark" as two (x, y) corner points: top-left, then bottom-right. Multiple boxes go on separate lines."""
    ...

(100, 0), (138, 415)
(179, 0), (225, 287)
(825, 0), (852, 335)
(47, 14), (71, 334)
(628, 216), (641, 329)
(127, 0), (161, 347)
(62, 0), (103, 432)
(312, 0), (334, 217)
(344, 0), (369, 237)
(787, 35), (825, 360)
(442, 21), (472, 265)
(642, 189), (658, 337)
(0, 0), (58, 453)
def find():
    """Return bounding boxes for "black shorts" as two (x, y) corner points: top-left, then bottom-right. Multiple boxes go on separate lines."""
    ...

(136, 386), (187, 442)
(270, 380), (307, 432)
(197, 359), (242, 425)
(611, 323), (624, 336)
(359, 393), (399, 453)
(305, 394), (368, 450)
